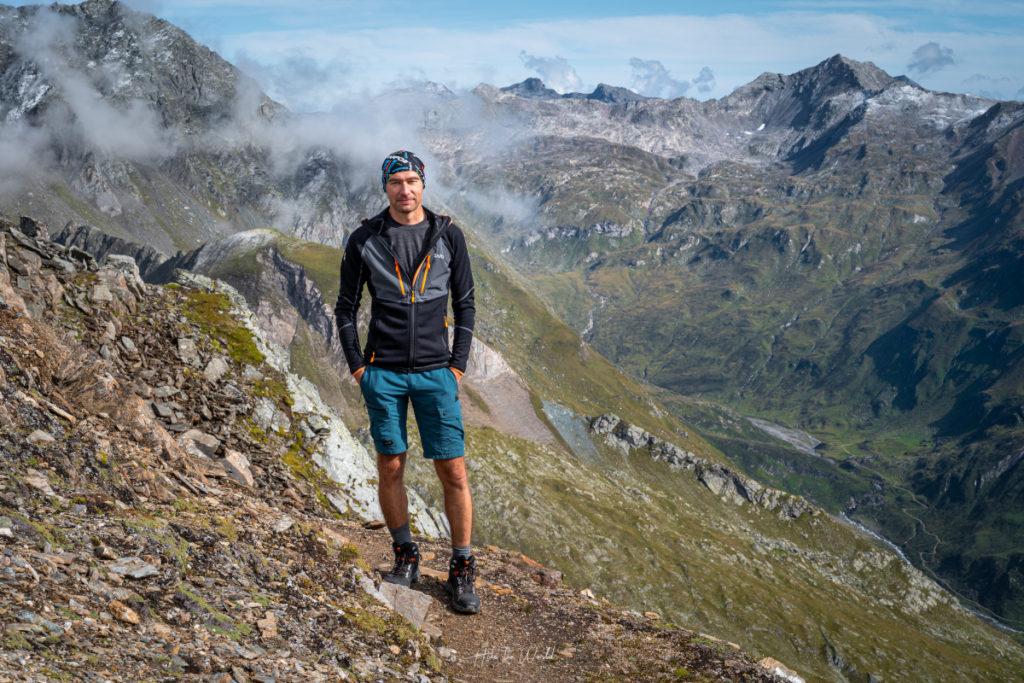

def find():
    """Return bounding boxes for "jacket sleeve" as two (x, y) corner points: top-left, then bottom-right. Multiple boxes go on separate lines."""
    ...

(447, 225), (476, 372)
(335, 232), (367, 373)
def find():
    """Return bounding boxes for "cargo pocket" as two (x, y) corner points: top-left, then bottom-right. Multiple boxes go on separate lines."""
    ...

(367, 404), (399, 453)
(436, 395), (465, 455)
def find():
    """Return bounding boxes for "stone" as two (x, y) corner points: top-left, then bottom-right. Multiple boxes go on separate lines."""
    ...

(19, 216), (46, 239)
(203, 356), (230, 383)
(327, 493), (350, 516)
(179, 429), (221, 458)
(108, 599), (139, 625)
(89, 283), (114, 304)
(26, 429), (55, 445)
(152, 402), (174, 419)
(107, 557), (159, 579)
(222, 449), (255, 487)
(176, 337), (201, 366)
(376, 581), (434, 629)
(25, 470), (56, 496)
(252, 397), (289, 432)
(256, 610), (278, 639)
(152, 385), (179, 399)
(759, 657), (806, 683)
(320, 526), (349, 546)
(242, 365), (264, 382)
(119, 336), (138, 355)
(273, 516), (295, 533)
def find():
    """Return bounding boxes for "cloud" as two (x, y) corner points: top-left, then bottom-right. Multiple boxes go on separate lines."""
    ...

(693, 66), (716, 94)
(629, 59), (716, 99)
(0, 123), (52, 193)
(519, 51), (583, 93)
(908, 41), (955, 74)
(961, 73), (1018, 100)
(5, 7), (178, 163)
(233, 50), (352, 113)
(630, 58), (689, 98)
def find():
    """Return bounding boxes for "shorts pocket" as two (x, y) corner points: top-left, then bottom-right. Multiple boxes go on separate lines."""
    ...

(436, 399), (464, 455)
(367, 404), (400, 453)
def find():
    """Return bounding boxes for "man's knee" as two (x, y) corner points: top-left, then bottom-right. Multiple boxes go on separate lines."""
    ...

(377, 452), (407, 483)
(435, 457), (470, 491)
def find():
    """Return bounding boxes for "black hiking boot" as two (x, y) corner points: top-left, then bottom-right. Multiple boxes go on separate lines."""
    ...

(445, 555), (480, 614)
(382, 541), (420, 587)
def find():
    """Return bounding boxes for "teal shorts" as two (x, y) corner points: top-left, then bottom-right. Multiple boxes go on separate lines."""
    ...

(360, 366), (465, 459)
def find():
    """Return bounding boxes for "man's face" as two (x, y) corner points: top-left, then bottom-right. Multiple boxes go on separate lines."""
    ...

(385, 170), (424, 217)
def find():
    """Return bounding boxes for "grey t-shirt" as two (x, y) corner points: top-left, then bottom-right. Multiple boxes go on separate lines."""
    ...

(383, 214), (430, 276)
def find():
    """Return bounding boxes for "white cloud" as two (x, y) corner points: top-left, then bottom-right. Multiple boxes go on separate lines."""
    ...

(7, 6), (178, 162)
(630, 58), (689, 98)
(629, 59), (717, 99)
(518, 52), (583, 93)
(908, 41), (955, 74)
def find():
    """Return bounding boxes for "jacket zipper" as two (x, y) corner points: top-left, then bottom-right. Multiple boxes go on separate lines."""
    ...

(369, 215), (450, 370)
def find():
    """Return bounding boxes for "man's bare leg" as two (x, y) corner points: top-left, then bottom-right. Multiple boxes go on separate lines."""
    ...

(377, 451), (409, 529)
(434, 456), (473, 546)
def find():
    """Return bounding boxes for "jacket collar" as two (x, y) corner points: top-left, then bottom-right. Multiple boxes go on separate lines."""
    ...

(367, 206), (450, 235)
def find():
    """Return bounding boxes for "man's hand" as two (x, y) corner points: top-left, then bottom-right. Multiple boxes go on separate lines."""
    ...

(449, 367), (464, 383)
(353, 366), (366, 385)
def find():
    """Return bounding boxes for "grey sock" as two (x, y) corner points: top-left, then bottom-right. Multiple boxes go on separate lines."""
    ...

(451, 544), (472, 561)
(389, 522), (412, 547)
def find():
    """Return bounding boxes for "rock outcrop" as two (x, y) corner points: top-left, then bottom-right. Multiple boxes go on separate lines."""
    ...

(590, 413), (815, 519)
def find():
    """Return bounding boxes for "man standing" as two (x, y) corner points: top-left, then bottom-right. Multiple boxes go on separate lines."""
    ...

(335, 151), (479, 614)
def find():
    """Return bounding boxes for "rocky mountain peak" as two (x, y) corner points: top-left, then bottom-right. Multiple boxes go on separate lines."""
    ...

(0, 0), (278, 133)
(500, 77), (561, 100)
(810, 53), (897, 93)
(586, 83), (645, 103)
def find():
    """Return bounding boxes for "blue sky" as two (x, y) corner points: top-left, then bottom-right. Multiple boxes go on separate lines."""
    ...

(17, 1), (1024, 110)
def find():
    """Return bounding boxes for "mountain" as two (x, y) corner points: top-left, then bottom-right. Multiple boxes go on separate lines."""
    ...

(0, 0), (370, 253)
(421, 54), (1024, 629)
(0, 217), (804, 682)
(1, 1), (1023, 679)
(46, 218), (1024, 680)
(501, 78), (646, 103)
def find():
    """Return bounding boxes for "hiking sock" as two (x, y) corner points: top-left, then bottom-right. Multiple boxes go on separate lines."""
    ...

(389, 522), (413, 547)
(451, 544), (472, 561)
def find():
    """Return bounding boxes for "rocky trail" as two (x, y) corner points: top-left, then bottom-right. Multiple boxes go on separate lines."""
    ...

(0, 216), (791, 681)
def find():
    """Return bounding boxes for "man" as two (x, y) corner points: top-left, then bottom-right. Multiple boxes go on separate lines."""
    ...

(335, 150), (479, 614)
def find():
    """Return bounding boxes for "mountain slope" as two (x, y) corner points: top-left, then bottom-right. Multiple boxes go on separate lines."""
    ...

(0, 217), (799, 682)
(424, 56), (1024, 627)
(87, 222), (1020, 681)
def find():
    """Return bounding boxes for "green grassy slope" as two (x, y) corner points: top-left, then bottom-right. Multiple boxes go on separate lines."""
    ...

(189, 228), (1024, 681)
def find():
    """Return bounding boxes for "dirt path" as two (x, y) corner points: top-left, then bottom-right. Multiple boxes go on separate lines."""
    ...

(347, 521), (784, 682)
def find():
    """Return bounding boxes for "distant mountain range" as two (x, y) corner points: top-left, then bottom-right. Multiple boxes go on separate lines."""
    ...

(1, 1), (1023, 679)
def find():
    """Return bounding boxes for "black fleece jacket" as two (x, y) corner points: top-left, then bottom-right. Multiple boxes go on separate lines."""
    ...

(335, 207), (475, 374)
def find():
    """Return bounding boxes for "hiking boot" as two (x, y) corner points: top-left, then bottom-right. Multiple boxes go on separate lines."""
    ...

(445, 555), (480, 614)
(382, 541), (420, 586)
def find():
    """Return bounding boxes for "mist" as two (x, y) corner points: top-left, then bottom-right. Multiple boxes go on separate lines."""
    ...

(0, 2), (544, 245)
